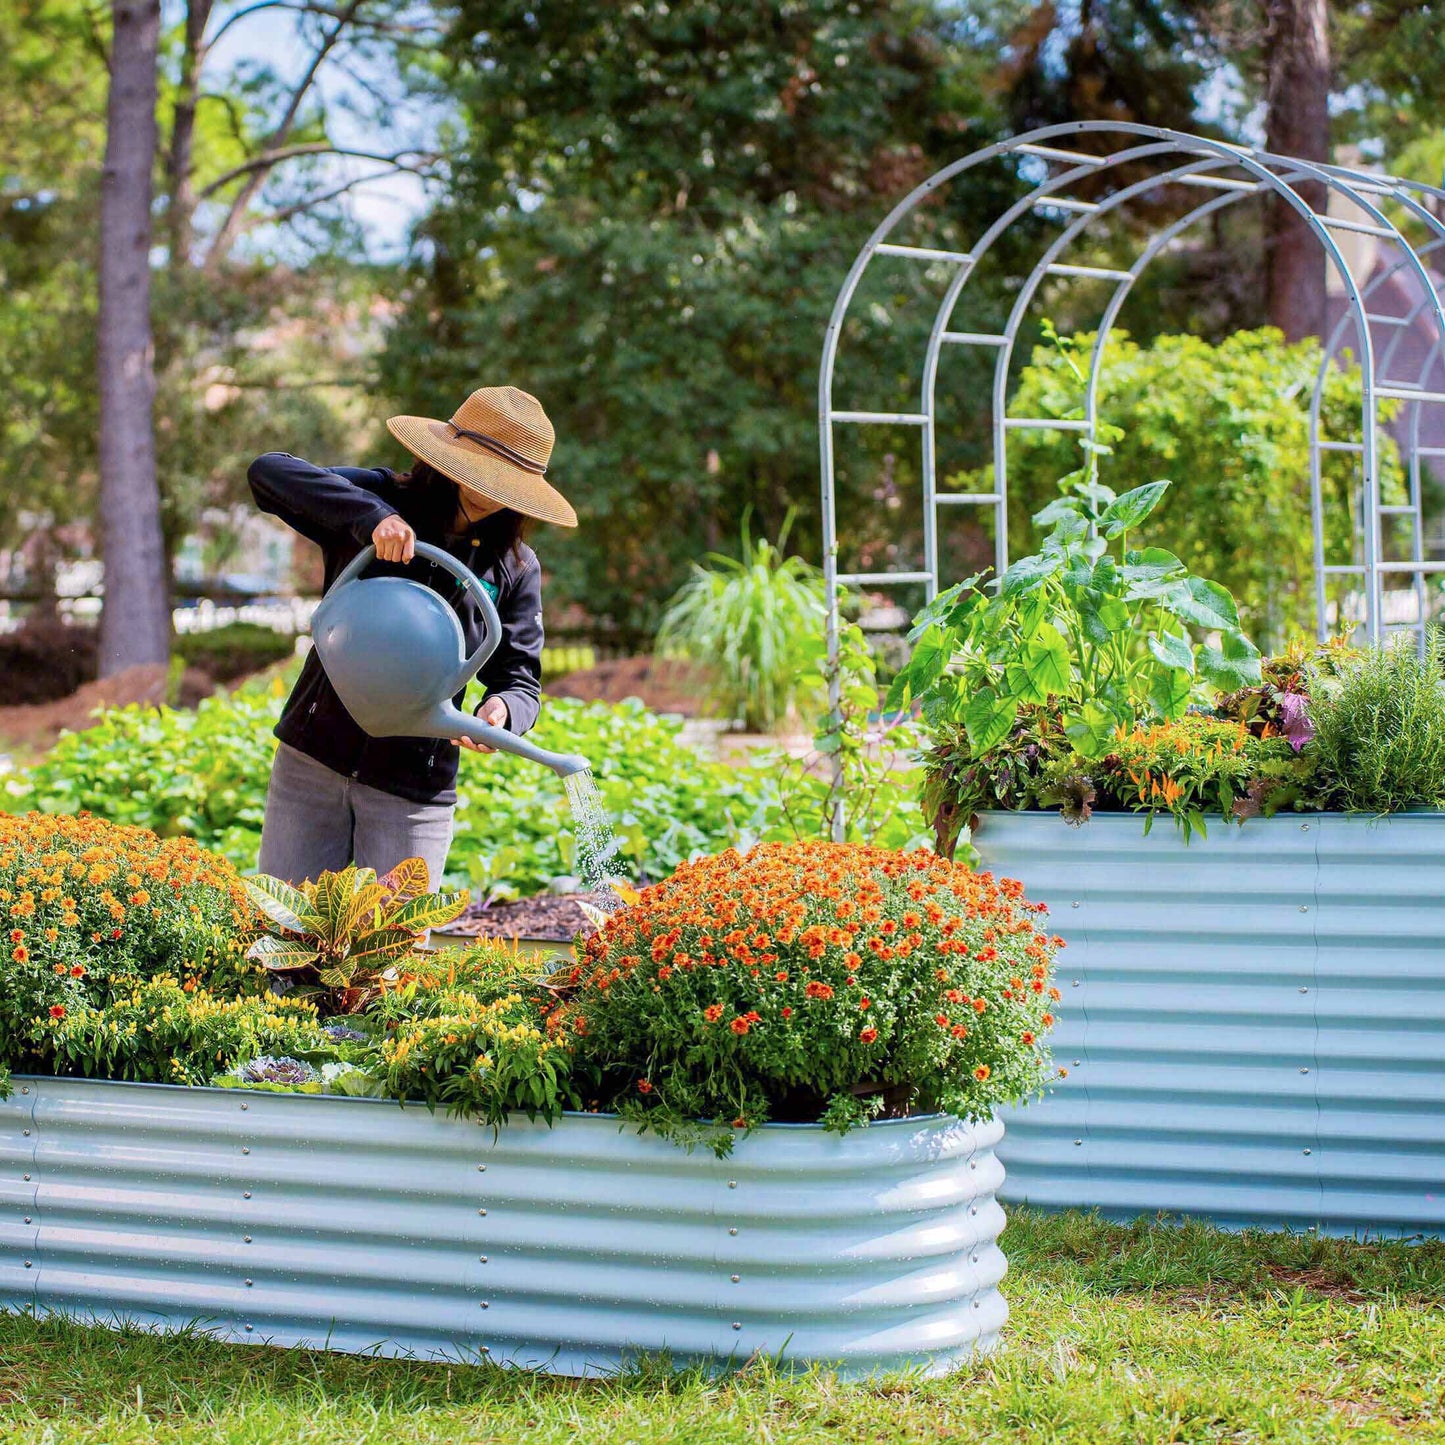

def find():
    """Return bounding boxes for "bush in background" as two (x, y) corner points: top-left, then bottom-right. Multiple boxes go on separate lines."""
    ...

(172, 622), (296, 683)
(0, 618), (97, 705)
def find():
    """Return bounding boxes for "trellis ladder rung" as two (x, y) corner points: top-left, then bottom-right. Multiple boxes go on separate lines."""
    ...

(1320, 215), (1398, 239)
(1376, 387), (1445, 404)
(1005, 417), (1091, 431)
(941, 331), (1009, 346)
(1016, 143), (1103, 166)
(875, 244), (976, 265)
(1045, 263), (1134, 281)
(1367, 313), (1412, 326)
(1176, 173), (1260, 193)
(1323, 565), (1365, 575)
(936, 493), (1004, 506)
(1040, 197), (1100, 213)
(1414, 446), (1445, 457)
(1317, 440), (1363, 452)
(1381, 505), (1418, 515)
(835, 571), (935, 586)
(830, 410), (930, 425)
(1375, 560), (1445, 574)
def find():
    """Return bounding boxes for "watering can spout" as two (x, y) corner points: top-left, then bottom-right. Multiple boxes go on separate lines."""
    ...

(309, 542), (595, 780)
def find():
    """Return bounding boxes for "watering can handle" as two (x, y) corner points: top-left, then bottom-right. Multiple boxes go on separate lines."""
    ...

(323, 542), (503, 688)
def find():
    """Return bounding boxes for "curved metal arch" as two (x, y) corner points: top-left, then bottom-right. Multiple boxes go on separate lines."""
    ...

(819, 121), (1445, 837)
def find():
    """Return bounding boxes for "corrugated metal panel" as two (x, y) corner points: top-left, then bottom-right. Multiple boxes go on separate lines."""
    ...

(979, 811), (1445, 1237)
(0, 1078), (1007, 1376)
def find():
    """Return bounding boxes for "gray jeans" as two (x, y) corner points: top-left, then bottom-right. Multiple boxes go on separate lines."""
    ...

(257, 742), (455, 888)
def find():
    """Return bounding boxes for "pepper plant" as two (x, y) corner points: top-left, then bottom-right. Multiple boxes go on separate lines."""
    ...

(888, 473), (1262, 763)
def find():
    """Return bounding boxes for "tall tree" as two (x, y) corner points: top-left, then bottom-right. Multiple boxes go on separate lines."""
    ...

(97, 0), (170, 672)
(1264, 0), (1331, 341)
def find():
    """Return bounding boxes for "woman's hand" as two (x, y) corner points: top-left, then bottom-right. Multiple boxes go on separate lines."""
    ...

(372, 514), (416, 563)
(456, 695), (509, 753)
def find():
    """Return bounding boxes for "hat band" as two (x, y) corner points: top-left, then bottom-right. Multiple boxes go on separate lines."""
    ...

(448, 422), (548, 475)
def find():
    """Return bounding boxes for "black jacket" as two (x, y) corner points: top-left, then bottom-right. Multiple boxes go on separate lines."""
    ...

(248, 452), (544, 805)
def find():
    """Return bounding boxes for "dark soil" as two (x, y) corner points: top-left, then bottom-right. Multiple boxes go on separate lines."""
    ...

(545, 654), (712, 716)
(443, 894), (600, 942)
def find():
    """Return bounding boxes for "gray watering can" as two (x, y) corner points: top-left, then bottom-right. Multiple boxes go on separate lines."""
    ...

(310, 541), (591, 778)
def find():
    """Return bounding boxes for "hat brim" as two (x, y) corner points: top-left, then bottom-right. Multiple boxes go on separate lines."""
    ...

(386, 415), (578, 528)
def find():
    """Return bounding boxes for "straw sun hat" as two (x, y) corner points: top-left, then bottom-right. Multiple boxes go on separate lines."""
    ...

(386, 386), (578, 528)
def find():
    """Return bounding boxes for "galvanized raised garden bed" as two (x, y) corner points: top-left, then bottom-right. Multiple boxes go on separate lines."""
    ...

(1, 1077), (1008, 1376)
(984, 812), (1445, 1238)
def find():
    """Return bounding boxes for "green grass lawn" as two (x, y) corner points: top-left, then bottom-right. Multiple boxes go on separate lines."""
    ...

(2, 1209), (1442, 1444)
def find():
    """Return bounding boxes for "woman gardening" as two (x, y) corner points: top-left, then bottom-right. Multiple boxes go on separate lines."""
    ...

(248, 386), (578, 889)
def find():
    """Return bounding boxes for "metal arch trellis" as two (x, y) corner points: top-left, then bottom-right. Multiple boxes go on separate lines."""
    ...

(818, 121), (1445, 839)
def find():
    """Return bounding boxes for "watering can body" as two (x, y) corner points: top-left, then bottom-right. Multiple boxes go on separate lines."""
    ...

(310, 542), (590, 779)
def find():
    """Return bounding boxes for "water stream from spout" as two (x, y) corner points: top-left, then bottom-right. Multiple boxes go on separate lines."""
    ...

(562, 768), (627, 915)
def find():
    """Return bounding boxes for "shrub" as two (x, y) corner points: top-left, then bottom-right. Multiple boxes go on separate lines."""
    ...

(0, 618), (96, 705)
(173, 622), (296, 682)
(560, 841), (1064, 1153)
(0, 812), (257, 1078)
(656, 514), (826, 731)
(1304, 634), (1445, 813)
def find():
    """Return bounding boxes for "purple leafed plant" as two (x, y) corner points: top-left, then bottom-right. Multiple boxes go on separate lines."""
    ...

(1276, 691), (1313, 752)
(238, 1056), (319, 1086)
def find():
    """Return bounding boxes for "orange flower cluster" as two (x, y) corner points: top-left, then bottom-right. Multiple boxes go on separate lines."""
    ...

(562, 841), (1064, 1133)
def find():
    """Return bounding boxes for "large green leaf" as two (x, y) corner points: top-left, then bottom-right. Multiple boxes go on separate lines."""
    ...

(1064, 701), (1117, 759)
(240, 875), (320, 935)
(1197, 631), (1263, 690)
(1146, 665), (1193, 719)
(245, 933), (321, 971)
(335, 882), (389, 943)
(378, 857), (431, 904)
(999, 553), (1062, 598)
(347, 927), (421, 970)
(1148, 630), (1195, 674)
(1004, 623), (1071, 705)
(1099, 481), (1170, 536)
(1164, 576), (1241, 632)
(1032, 496), (1085, 529)
(964, 687), (1019, 753)
(886, 623), (949, 711)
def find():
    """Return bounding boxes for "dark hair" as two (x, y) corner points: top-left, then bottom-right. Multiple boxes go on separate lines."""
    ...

(396, 460), (529, 562)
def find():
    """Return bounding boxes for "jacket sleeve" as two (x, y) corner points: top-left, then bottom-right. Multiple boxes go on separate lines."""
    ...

(247, 452), (398, 548)
(476, 555), (543, 736)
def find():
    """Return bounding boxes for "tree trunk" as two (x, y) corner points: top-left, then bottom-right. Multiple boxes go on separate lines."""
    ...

(1264, 0), (1331, 341)
(165, 0), (215, 264)
(97, 0), (170, 675)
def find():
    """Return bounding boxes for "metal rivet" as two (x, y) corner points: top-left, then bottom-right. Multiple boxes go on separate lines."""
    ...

(973, 1300), (980, 1309)
(22, 1174), (30, 1182)
(240, 1103), (248, 1111)
(727, 1180), (737, 1189)
(480, 1255), (488, 1264)
(971, 1254), (979, 1264)
(1074, 1139), (1083, 1146)
(970, 1205), (978, 1215)
(1072, 980), (1080, 988)
(245, 1279), (253, 1286)
(1300, 1067), (1310, 1075)
(1070, 901), (1080, 909)
(1299, 905), (1309, 913)
(969, 1161), (976, 1170)
(1303, 1149), (1312, 1155)
(22, 1130), (29, 1137)
(480, 1301), (489, 1309)
(23, 1217), (30, 1224)
(243, 1191), (252, 1199)
(731, 1274), (740, 1283)
(243, 1235), (252, 1243)
(241, 1147), (250, 1155)
(732, 1322), (742, 1331)
(1300, 823), (1310, 832)
(23, 1261), (30, 1268)
(1300, 987), (1309, 994)
(477, 1165), (486, 1172)
(478, 1208), (487, 1216)
(728, 1228), (737, 1236)
(20, 1087), (28, 1095)
(481, 1345), (490, 1354)
(245, 1324), (253, 1332)
(1072, 1059), (1081, 1067)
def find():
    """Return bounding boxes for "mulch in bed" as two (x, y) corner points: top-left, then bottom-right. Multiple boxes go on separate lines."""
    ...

(441, 894), (600, 943)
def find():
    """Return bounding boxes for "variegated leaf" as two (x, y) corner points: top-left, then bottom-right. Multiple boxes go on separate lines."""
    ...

(311, 867), (358, 945)
(379, 856), (430, 904)
(318, 963), (356, 989)
(347, 927), (422, 969)
(575, 900), (612, 933)
(245, 934), (321, 971)
(387, 890), (469, 934)
(241, 875), (321, 935)
(335, 882), (389, 943)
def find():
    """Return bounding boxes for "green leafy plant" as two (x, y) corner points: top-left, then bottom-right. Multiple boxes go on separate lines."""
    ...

(1303, 633), (1445, 813)
(557, 841), (1064, 1155)
(242, 858), (468, 1013)
(656, 511), (827, 731)
(172, 622), (297, 683)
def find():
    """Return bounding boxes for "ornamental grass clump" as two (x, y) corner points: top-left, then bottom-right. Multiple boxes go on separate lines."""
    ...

(561, 841), (1064, 1153)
